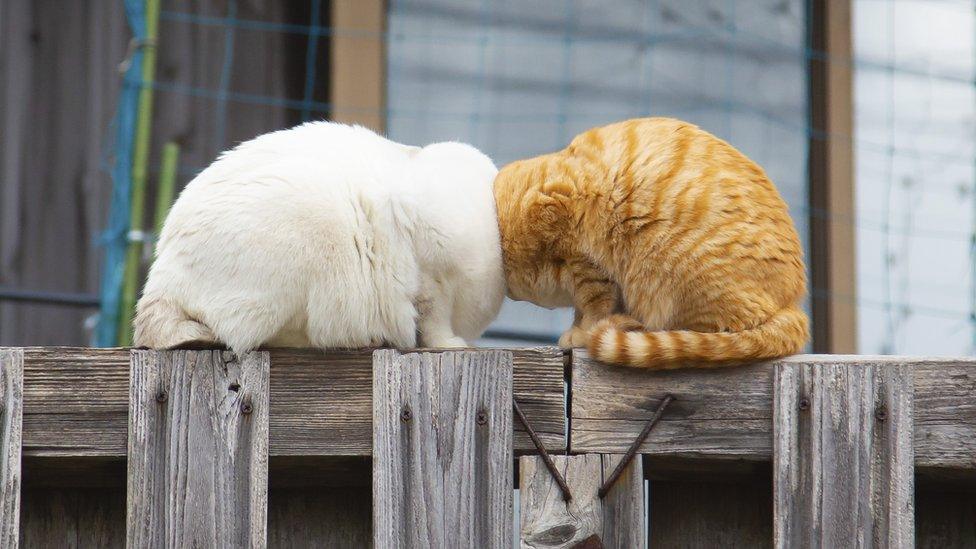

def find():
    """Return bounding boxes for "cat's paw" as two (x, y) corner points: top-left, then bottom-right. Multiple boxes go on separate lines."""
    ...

(425, 336), (469, 349)
(600, 314), (645, 332)
(558, 326), (590, 349)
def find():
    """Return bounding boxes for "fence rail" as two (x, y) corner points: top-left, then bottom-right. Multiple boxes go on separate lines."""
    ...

(1, 347), (974, 546)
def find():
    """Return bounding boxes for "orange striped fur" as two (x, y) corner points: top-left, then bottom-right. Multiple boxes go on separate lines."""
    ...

(493, 118), (808, 369)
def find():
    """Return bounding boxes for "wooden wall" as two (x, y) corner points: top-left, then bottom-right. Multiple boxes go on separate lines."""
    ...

(0, 1), (128, 345)
(0, 0), (327, 346)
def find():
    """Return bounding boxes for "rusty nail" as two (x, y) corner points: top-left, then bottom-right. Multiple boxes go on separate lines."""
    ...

(875, 406), (887, 422)
(401, 407), (412, 422)
(241, 401), (253, 415)
(477, 410), (488, 425)
(798, 397), (810, 411)
(155, 391), (168, 403)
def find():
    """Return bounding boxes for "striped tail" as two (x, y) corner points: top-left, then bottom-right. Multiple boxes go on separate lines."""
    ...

(587, 306), (809, 369)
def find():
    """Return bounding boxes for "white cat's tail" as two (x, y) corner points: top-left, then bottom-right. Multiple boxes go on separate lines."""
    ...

(133, 293), (217, 349)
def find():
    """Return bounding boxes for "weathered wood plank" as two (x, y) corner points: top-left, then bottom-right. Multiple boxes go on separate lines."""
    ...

(126, 350), (270, 547)
(599, 455), (644, 548)
(0, 349), (23, 547)
(20, 346), (564, 457)
(373, 350), (513, 548)
(21, 347), (129, 457)
(648, 479), (772, 548)
(571, 352), (974, 470)
(773, 361), (914, 548)
(269, 347), (564, 456)
(519, 454), (644, 548)
(571, 350), (774, 459)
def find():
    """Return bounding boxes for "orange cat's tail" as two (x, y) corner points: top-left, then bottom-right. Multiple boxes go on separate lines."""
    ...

(587, 306), (809, 369)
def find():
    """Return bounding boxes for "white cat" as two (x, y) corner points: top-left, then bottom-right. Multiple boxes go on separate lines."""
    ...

(133, 122), (505, 354)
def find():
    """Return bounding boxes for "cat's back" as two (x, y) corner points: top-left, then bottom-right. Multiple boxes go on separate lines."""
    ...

(569, 117), (789, 209)
(160, 123), (410, 246)
(189, 121), (408, 193)
(569, 117), (750, 173)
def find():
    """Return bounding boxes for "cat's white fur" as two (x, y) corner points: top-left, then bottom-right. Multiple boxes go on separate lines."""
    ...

(134, 122), (505, 354)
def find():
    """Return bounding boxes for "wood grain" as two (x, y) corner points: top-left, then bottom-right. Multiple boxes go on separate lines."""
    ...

(21, 347), (129, 457)
(571, 352), (975, 470)
(19, 346), (564, 457)
(519, 454), (644, 548)
(0, 349), (23, 547)
(773, 361), (914, 548)
(126, 350), (270, 548)
(373, 350), (513, 548)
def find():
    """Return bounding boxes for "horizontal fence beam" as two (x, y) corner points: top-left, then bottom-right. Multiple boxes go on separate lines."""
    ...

(19, 347), (565, 458)
(8, 346), (976, 474)
(571, 351), (976, 471)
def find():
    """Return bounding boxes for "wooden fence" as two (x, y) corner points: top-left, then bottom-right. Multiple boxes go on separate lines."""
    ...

(0, 347), (973, 547)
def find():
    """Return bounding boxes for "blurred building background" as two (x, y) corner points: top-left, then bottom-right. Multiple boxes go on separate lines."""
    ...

(0, 0), (969, 355)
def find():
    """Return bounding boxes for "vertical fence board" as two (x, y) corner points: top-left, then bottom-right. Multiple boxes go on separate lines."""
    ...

(519, 454), (644, 548)
(774, 361), (914, 548)
(600, 454), (644, 548)
(373, 350), (513, 548)
(127, 350), (270, 547)
(0, 349), (23, 547)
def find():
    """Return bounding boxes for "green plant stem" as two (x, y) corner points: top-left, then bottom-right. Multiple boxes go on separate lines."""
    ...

(118, 0), (161, 346)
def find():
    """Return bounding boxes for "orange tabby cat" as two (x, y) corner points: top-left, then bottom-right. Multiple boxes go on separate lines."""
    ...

(493, 117), (808, 369)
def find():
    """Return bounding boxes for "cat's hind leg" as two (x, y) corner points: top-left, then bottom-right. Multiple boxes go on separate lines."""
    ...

(303, 279), (418, 350)
(134, 294), (217, 349)
(559, 259), (621, 348)
(417, 288), (467, 348)
(203, 301), (294, 356)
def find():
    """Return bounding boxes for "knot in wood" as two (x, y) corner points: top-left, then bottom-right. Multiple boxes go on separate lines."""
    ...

(798, 397), (810, 411)
(875, 405), (887, 422)
(155, 391), (168, 404)
(476, 410), (488, 425)
(400, 407), (412, 422)
(240, 400), (253, 415)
